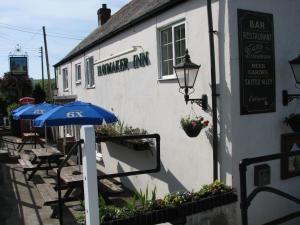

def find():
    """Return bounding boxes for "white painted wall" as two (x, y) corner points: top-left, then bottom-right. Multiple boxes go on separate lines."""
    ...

(55, 0), (300, 224)
(227, 0), (300, 224)
(57, 0), (218, 198)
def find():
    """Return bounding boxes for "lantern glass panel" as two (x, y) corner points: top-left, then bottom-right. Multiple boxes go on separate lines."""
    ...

(186, 67), (199, 88)
(175, 67), (186, 88)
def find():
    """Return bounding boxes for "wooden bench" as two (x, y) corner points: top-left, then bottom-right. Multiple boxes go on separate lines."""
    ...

(18, 158), (35, 173)
(36, 183), (58, 206)
(100, 179), (124, 195)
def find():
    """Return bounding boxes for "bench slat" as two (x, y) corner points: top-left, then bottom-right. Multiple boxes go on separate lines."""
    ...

(100, 179), (124, 194)
(36, 183), (58, 206)
(18, 159), (35, 171)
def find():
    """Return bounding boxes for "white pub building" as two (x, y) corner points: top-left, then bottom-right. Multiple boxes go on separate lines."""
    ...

(54, 0), (300, 224)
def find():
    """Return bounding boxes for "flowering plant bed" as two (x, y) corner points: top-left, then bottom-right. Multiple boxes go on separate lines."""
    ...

(101, 191), (236, 225)
(180, 115), (209, 137)
(73, 181), (237, 225)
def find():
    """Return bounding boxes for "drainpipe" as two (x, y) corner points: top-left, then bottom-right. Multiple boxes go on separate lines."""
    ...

(207, 0), (218, 181)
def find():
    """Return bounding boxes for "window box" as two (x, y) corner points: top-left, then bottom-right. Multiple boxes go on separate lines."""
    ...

(96, 133), (152, 151)
(100, 191), (237, 225)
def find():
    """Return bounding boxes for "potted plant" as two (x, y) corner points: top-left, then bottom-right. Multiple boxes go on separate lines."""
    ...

(180, 115), (209, 137)
(95, 121), (153, 151)
(285, 113), (300, 132)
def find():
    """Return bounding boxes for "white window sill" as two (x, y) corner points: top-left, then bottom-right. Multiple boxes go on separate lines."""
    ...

(63, 89), (69, 92)
(158, 75), (177, 81)
(75, 80), (81, 85)
(86, 85), (95, 89)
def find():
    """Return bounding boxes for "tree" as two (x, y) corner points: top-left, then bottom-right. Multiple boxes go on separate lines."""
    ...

(32, 83), (46, 103)
(0, 72), (33, 105)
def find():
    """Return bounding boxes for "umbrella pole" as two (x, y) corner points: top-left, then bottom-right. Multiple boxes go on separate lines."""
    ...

(78, 125), (81, 172)
(73, 125), (81, 175)
(45, 123), (47, 152)
(63, 126), (66, 155)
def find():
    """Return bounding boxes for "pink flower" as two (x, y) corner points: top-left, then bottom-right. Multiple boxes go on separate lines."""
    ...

(203, 121), (209, 126)
(191, 121), (197, 127)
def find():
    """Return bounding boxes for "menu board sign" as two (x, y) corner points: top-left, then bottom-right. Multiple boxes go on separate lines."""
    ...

(238, 9), (275, 115)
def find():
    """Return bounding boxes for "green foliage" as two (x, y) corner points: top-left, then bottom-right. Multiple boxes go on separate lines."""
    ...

(32, 84), (46, 104)
(163, 191), (193, 207)
(100, 205), (137, 223)
(7, 102), (19, 118)
(98, 180), (232, 223)
(132, 186), (157, 211)
(180, 115), (209, 130)
(96, 120), (148, 137)
(194, 180), (231, 199)
(74, 212), (85, 224)
(7, 102), (20, 136)
(96, 119), (152, 146)
(32, 79), (56, 91)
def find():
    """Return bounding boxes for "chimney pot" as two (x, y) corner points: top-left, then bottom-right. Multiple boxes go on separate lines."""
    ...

(97, 4), (111, 26)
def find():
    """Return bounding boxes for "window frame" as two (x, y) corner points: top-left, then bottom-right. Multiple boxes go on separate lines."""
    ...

(85, 57), (95, 89)
(75, 63), (82, 84)
(62, 67), (68, 91)
(159, 20), (186, 80)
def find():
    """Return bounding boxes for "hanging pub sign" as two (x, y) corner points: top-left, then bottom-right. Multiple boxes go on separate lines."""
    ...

(9, 56), (28, 75)
(238, 9), (275, 115)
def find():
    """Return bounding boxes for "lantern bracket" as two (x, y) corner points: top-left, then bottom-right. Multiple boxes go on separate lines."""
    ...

(282, 90), (300, 106)
(183, 88), (208, 110)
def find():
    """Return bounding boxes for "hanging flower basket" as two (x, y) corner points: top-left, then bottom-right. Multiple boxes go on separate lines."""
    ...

(285, 113), (300, 132)
(180, 115), (209, 138)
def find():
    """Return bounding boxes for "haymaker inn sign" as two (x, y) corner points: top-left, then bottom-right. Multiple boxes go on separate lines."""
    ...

(97, 52), (150, 76)
(238, 9), (275, 115)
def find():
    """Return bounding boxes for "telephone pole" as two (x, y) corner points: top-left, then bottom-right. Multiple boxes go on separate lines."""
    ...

(40, 46), (45, 90)
(42, 26), (52, 99)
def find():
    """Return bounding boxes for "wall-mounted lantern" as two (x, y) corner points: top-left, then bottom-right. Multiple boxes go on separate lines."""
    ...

(283, 54), (300, 106)
(174, 49), (208, 110)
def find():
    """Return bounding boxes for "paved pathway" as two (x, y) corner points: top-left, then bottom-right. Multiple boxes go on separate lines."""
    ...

(0, 161), (78, 225)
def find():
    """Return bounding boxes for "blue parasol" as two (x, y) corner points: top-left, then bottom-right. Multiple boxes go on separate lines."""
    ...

(33, 101), (117, 127)
(12, 104), (34, 115)
(33, 101), (117, 175)
(13, 102), (58, 120)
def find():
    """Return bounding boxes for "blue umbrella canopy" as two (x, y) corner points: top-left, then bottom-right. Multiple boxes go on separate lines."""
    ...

(13, 102), (58, 120)
(12, 104), (33, 114)
(33, 101), (117, 127)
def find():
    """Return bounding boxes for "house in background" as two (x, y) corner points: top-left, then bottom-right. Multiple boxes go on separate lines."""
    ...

(54, 0), (300, 224)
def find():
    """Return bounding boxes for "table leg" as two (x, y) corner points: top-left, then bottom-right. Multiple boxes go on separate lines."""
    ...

(17, 142), (25, 153)
(63, 187), (74, 199)
(31, 154), (37, 164)
(27, 159), (45, 181)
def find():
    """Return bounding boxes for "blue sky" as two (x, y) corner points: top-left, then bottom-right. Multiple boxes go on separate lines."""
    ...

(0, 0), (129, 79)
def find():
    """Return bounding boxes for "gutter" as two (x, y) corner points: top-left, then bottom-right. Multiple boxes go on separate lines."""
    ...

(207, 0), (218, 181)
(53, 0), (187, 68)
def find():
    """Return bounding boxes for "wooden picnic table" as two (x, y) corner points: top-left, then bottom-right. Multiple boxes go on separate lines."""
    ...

(52, 166), (125, 220)
(17, 132), (45, 152)
(32, 147), (62, 158)
(53, 165), (104, 187)
(20, 147), (64, 181)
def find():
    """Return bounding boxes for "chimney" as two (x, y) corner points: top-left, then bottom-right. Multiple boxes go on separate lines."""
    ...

(97, 4), (111, 26)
